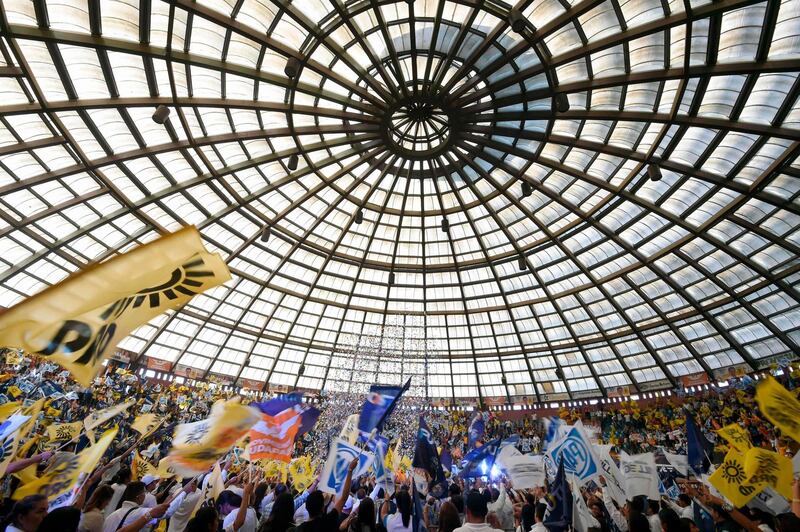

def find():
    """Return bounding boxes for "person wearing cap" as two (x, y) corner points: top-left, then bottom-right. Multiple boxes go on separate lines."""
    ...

(140, 475), (160, 508)
(452, 490), (498, 532)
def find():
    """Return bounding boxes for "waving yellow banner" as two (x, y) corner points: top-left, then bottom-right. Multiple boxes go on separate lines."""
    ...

(708, 449), (761, 507)
(0, 227), (230, 386)
(717, 423), (752, 454)
(756, 376), (800, 443)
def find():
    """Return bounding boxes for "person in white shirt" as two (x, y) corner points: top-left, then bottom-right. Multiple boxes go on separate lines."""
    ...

(166, 480), (200, 532)
(141, 475), (160, 508)
(381, 490), (413, 532)
(80, 485), (115, 532)
(103, 466), (133, 520)
(452, 491), (497, 532)
(4, 494), (48, 532)
(218, 481), (257, 532)
(487, 486), (514, 532)
(102, 481), (172, 532)
(664, 494), (694, 519)
(530, 503), (547, 532)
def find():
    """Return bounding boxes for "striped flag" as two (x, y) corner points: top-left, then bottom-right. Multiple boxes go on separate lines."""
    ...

(248, 393), (319, 463)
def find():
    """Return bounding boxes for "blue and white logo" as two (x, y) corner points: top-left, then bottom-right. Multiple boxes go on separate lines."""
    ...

(547, 426), (598, 481)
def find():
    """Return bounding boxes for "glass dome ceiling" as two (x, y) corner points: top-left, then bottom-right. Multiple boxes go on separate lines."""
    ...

(0, 0), (799, 401)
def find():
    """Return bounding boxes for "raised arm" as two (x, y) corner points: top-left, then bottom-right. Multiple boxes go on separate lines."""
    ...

(335, 458), (359, 514)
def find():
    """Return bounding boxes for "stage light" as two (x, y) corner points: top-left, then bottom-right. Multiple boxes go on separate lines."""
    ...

(555, 93), (569, 113)
(648, 163), (662, 181)
(355, 209), (364, 224)
(288, 154), (299, 171)
(518, 255), (527, 271)
(389, 272), (396, 285)
(152, 105), (170, 124)
(521, 180), (532, 198)
(285, 57), (300, 78)
(441, 217), (449, 233)
(260, 225), (271, 242)
(509, 9), (526, 33)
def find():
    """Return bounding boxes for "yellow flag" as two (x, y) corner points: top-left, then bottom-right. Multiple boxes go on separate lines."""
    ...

(154, 457), (180, 481)
(717, 423), (752, 453)
(743, 447), (792, 500)
(14, 426), (118, 500)
(84, 400), (134, 442)
(400, 455), (412, 471)
(132, 451), (156, 481)
(18, 398), (45, 441)
(0, 402), (20, 422)
(12, 464), (38, 485)
(191, 463), (224, 518)
(289, 456), (314, 491)
(131, 413), (161, 436)
(15, 435), (40, 460)
(6, 386), (22, 399)
(0, 227), (231, 386)
(167, 399), (259, 476)
(756, 376), (800, 443)
(46, 422), (82, 444)
(709, 449), (761, 507)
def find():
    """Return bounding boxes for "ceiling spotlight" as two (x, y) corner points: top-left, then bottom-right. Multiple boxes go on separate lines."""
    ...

(518, 255), (526, 271)
(355, 209), (364, 224)
(509, 9), (526, 33)
(388, 272), (395, 285)
(441, 217), (449, 233)
(284, 57), (300, 78)
(501, 375), (507, 385)
(555, 93), (570, 113)
(287, 154), (299, 171)
(298, 364), (305, 376)
(152, 105), (170, 124)
(647, 163), (662, 181)
(260, 225), (271, 242)
(555, 367), (565, 380)
(521, 181), (532, 198)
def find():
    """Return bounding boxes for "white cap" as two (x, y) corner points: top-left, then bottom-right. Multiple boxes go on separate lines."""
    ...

(141, 474), (159, 486)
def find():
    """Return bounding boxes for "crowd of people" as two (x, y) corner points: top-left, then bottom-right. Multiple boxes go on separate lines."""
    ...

(0, 352), (797, 532)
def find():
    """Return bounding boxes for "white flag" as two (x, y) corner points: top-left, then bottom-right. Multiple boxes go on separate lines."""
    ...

(620, 452), (659, 500)
(503, 455), (545, 489)
(594, 445), (627, 507)
(0, 414), (30, 442)
(747, 487), (790, 515)
(571, 476), (601, 532)
(663, 451), (689, 476)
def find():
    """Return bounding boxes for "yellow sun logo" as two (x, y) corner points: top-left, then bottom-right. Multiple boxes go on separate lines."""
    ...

(721, 461), (746, 484)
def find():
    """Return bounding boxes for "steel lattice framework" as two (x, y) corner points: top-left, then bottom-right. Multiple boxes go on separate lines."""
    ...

(0, 0), (799, 401)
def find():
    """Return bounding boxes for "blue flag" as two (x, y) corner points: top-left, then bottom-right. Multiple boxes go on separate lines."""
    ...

(252, 391), (320, 439)
(440, 447), (452, 473)
(542, 416), (565, 450)
(468, 413), (484, 449)
(413, 416), (445, 490)
(543, 456), (572, 532)
(358, 379), (411, 436)
(686, 413), (713, 474)
(459, 438), (501, 478)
